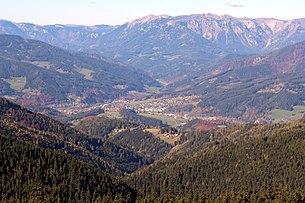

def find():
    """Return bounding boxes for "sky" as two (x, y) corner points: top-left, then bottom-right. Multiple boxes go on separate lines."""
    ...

(1, 0), (305, 25)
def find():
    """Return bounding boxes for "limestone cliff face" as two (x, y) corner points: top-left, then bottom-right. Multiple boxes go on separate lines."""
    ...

(2, 14), (305, 54)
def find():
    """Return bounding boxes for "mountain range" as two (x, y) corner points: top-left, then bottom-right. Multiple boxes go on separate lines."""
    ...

(0, 13), (305, 120)
(1, 14), (305, 80)
(0, 34), (159, 104)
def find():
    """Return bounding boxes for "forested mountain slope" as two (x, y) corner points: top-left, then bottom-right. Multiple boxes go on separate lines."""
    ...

(167, 41), (305, 121)
(0, 134), (137, 203)
(127, 119), (305, 202)
(0, 34), (159, 103)
(0, 97), (151, 174)
(75, 117), (172, 160)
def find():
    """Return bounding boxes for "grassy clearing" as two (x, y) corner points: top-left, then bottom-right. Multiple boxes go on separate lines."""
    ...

(113, 85), (128, 90)
(144, 85), (161, 93)
(99, 111), (121, 118)
(129, 98), (160, 107)
(4, 77), (26, 92)
(269, 106), (305, 122)
(31, 61), (52, 69)
(78, 68), (95, 80)
(145, 128), (180, 145)
(70, 119), (81, 126)
(139, 113), (187, 127)
(293, 106), (305, 112)
(163, 55), (181, 61)
(127, 91), (150, 96)
(56, 68), (67, 74)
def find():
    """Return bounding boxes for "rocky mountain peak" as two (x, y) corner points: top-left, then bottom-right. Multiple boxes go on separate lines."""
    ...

(127, 14), (171, 27)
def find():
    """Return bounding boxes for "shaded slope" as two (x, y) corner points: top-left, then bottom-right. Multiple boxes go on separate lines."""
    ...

(0, 134), (137, 203)
(0, 34), (159, 103)
(127, 120), (305, 202)
(76, 117), (172, 161)
(0, 97), (151, 174)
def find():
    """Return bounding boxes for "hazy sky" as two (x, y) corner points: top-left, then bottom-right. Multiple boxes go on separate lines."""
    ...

(1, 0), (305, 25)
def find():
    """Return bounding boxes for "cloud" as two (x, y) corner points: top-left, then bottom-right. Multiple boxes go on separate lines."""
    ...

(226, 1), (244, 8)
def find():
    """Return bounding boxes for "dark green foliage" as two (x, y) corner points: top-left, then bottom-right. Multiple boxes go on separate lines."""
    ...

(75, 117), (138, 138)
(76, 117), (172, 161)
(160, 126), (178, 134)
(127, 119), (305, 201)
(120, 109), (165, 127)
(109, 130), (172, 160)
(0, 98), (150, 175)
(0, 134), (137, 203)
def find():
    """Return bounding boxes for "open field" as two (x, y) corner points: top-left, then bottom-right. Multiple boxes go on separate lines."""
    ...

(31, 61), (52, 69)
(145, 128), (180, 145)
(144, 85), (161, 93)
(129, 98), (160, 106)
(139, 113), (187, 127)
(99, 111), (121, 118)
(78, 68), (95, 80)
(269, 105), (305, 122)
(4, 77), (26, 92)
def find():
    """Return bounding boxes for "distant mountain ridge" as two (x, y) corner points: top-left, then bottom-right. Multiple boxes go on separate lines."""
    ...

(2, 14), (305, 53)
(1, 14), (305, 79)
(0, 34), (159, 103)
(167, 41), (305, 120)
(0, 20), (116, 50)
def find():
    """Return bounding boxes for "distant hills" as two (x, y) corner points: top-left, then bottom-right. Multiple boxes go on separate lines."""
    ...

(1, 14), (305, 80)
(0, 34), (159, 103)
(167, 41), (305, 121)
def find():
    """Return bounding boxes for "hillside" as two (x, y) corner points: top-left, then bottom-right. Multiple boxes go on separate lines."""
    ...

(0, 97), (152, 174)
(0, 20), (116, 50)
(1, 15), (305, 80)
(127, 119), (305, 202)
(0, 34), (159, 103)
(167, 41), (305, 121)
(0, 134), (136, 202)
(75, 117), (172, 160)
(3, 100), (305, 202)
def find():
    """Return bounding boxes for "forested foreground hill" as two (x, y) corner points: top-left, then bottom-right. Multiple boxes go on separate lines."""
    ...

(0, 97), (151, 175)
(75, 117), (172, 160)
(4, 96), (305, 202)
(127, 120), (305, 202)
(0, 134), (137, 203)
